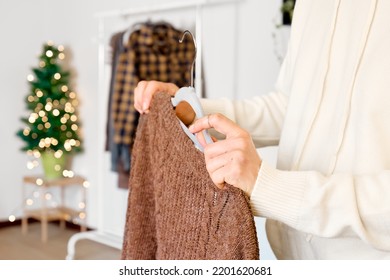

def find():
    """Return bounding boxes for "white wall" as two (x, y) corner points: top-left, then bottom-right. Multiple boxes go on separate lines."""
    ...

(0, 0), (286, 260)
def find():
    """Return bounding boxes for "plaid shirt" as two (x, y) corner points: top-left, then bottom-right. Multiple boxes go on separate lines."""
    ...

(111, 22), (195, 148)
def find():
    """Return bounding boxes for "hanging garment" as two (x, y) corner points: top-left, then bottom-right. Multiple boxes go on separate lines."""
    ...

(105, 30), (125, 153)
(109, 22), (195, 188)
(121, 93), (260, 260)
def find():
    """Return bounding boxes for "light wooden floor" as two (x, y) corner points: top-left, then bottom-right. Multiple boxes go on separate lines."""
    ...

(0, 223), (121, 260)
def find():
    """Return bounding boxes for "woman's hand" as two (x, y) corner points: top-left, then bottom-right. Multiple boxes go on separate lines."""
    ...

(134, 80), (179, 114)
(189, 113), (261, 197)
(134, 80), (196, 126)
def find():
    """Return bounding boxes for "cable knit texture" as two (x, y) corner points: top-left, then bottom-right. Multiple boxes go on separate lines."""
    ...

(121, 93), (259, 260)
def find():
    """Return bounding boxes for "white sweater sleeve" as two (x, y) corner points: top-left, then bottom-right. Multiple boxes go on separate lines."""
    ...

(200, 38), (292, 148)
(200, 93), (287, 147)
(251, 161), (390, 251)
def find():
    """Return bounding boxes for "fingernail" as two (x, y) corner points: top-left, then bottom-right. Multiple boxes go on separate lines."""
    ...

(188, 124), (194, 132)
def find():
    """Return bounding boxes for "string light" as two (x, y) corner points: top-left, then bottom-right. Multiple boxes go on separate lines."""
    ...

(26, 198), (34, 206)
(23, 128), (30, 136)
(27, 74), (34, 82)
(45, 102), (52, 111)
(46, 50), (53, 57)
(44, 193), (52, 200)
(35, 178), (43, 186)
(54, 150), (63, 158)
(63, 170), (74, 178)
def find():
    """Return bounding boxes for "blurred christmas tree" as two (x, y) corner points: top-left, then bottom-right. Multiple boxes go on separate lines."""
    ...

(16, 41), (82, 178)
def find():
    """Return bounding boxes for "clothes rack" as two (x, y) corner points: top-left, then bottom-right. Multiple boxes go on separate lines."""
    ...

(66, 0), (243, 260)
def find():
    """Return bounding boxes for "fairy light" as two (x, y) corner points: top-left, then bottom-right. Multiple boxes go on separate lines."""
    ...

(64, 141), (72, 151)
(38, 110), (45, 117)
(39, 61), (46, 68)
(33, 150), (41, 158)
(45, 102), (53, 111)
(8, 215), (16, 222)
(71, 124), (78, 131)
(27, 74), (34, 82)
(69, 92), (76, 99)
(54, 150), (63, 158)
(27, 95), (35, 102)
(35, 178), (43, 186)
(62, 170), (74, 178)
(54, 73), (61, 80)
(71, 100), (78, 108)
(61, 85), (68, 92)
(83, 181), (90, 188)
(79, 212), (86, 220)
(23, 128), (30, 136)
(26, 198), (34, 206)
(27, 161), (35, 169)
(46, 50), (53, 57)
(78, 202), (85, 209)
(58, 53), (65, 60)
(36, 90), (43, 97)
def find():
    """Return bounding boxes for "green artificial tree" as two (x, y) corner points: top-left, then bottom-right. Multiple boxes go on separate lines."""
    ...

(16, 41), (82, 179)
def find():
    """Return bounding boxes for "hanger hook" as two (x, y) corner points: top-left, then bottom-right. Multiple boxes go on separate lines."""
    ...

(179, 30), (197, 88)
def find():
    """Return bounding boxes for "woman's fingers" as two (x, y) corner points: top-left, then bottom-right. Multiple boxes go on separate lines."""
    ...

(190, 113), (261, 196)
(190, 113), (243, 138)
(134, 81), (179, 114)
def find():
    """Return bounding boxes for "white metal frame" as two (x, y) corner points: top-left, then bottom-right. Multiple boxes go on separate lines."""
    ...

(66, 0), (242, 260)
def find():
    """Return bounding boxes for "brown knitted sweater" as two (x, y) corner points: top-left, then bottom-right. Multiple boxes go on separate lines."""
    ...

(121, 93), (260, 260)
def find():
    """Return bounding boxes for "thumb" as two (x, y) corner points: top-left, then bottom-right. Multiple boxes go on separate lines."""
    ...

(189, 113), (242, 138)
